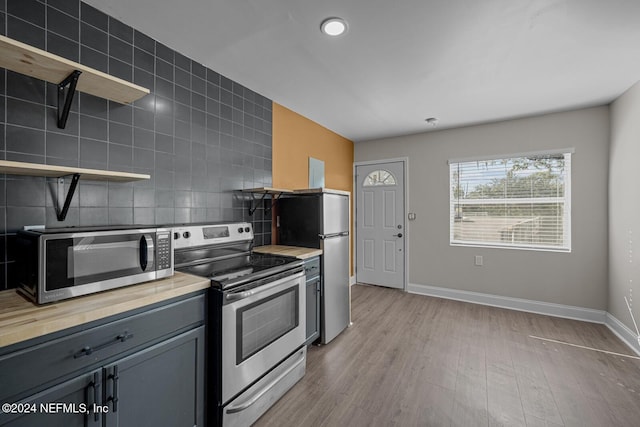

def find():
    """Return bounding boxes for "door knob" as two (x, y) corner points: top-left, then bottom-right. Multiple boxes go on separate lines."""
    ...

(393, 233), (403, 238)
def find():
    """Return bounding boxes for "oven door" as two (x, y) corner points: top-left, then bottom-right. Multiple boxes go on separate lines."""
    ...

(221, 270), (305, 403)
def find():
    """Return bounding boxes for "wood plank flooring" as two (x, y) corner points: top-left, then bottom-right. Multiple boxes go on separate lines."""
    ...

(254, 284), (640, 427)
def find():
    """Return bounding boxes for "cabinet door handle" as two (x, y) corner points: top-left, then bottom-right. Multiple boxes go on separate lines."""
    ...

(74, 331), (134, 359)
(108, 365), (119, 413)
(90, 372), (100, 422)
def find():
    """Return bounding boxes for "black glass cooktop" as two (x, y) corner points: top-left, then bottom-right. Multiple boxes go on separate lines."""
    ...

(178, 253), (300, 289)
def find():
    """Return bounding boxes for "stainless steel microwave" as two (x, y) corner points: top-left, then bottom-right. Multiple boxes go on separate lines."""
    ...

(16, 226), (174, 304)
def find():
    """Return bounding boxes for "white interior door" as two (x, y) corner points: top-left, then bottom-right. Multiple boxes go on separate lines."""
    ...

(356, 161), (405, 289)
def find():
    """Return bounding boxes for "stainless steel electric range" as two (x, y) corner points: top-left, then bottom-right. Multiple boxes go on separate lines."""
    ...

(172, 222), (307, 427)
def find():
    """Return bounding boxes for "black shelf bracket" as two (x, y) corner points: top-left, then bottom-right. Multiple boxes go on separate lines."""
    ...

(57, 70), (82, 129)
(55, 173), (81, 221)
(247, 192), (285, 216)
(248, 192), (268, 216)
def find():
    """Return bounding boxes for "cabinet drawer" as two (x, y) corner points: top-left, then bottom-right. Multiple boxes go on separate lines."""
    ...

(303, 257), (320, 278)
(0, 293), (205, 402)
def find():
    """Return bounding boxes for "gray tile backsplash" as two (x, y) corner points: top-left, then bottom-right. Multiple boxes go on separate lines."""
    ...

(0, 0), (273, 290)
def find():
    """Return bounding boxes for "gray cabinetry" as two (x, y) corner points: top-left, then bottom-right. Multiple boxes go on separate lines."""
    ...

(0, 369), (102, 427)
(0, 292), (206, 427)
(103, 327), (204, 427)
(304, 256), (321, 345)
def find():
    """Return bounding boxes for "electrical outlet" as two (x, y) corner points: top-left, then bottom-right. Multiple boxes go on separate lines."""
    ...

(475, 255), (483, 266)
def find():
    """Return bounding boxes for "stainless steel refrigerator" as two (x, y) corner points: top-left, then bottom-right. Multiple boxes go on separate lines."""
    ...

(278, 191), (350, 344)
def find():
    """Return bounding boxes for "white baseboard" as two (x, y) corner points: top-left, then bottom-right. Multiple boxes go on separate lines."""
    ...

(349, 275), (356, 286)
(605, 312), (640, 356)
(407, 283), (607, 324)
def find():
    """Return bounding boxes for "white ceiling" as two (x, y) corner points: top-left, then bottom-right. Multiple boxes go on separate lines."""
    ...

(86, 0), (640, 142)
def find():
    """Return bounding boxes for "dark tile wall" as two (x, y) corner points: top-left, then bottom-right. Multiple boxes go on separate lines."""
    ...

(0, 0), (274, 290)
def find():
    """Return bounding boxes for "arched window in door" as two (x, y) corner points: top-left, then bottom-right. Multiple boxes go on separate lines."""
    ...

(362, 169), (397, 186)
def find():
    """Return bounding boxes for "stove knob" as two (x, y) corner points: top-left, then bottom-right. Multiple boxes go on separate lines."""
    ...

(183, 231), (191, 239)
(173, 232), (180, 240)
(244, 227), (251, 233)
(238, 227), (244, 233)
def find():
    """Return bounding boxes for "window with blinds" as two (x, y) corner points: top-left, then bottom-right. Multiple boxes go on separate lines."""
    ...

(449, 151), (571, 252)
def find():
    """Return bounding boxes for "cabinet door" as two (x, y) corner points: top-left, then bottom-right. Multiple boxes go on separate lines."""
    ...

(103, 326), (205, 427)
(0, 370), (102, 427)
(305, 276), (321, 345)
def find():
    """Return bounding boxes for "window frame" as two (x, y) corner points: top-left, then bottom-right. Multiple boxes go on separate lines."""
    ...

(448, 150), (572, 253)
(362, 169), (397, 187)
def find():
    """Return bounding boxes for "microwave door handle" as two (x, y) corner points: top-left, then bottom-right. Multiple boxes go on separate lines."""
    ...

(140, 235), (154, 271)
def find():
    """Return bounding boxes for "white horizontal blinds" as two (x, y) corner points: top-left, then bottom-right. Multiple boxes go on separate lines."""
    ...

(449, 152), (571, 251)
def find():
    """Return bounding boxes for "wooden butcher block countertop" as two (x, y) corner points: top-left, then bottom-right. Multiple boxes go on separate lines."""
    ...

(0, 272), (210, 348)
(253, 245), (322, 260)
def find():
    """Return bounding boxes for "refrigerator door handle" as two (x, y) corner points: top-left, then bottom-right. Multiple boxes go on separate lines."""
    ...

(319, 233), (339, 239)
(319, 231), (349, 239)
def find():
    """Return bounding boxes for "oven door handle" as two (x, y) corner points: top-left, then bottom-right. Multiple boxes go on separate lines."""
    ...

(225, 348), (306, 414)
(225, 279), (292, 302)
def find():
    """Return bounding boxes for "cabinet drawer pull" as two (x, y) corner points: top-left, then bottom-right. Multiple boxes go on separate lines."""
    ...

(73, 331), (134, 359)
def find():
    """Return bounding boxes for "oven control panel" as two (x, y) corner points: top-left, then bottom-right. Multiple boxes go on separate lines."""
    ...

(172, 222), (253, 249)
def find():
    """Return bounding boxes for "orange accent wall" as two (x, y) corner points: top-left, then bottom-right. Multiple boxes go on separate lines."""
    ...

(272, 103), (354, 275)
(272, 103), (354, 191)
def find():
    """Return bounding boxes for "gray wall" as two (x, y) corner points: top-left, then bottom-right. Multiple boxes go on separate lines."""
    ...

(0, 0), (273, 290)
(355, 107), (609, 310)
(609, 81), (640, 330)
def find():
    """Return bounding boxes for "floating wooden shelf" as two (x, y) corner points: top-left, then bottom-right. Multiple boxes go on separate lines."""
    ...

(242, 187), (294, 195)
(0, 160), (150, 182)
(293, 188), (351, 196)
(0, 160), (150, 221)
(241, 187), (293, 215)
(0, 35), (150, 105)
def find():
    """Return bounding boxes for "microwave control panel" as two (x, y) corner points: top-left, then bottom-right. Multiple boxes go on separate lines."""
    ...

(156, 232), (172, 270)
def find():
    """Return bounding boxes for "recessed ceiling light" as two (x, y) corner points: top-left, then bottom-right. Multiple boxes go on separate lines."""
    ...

(425, 117), (438, 126)
(321, 17), (348, 36)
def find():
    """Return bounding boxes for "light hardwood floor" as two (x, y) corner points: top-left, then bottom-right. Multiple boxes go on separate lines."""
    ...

(255, 284), (640, 427)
